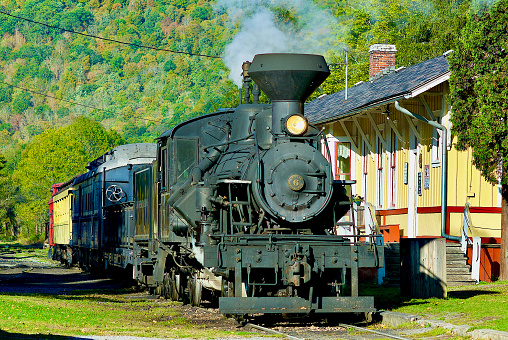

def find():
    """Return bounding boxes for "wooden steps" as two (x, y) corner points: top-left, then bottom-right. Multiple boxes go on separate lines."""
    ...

(446, 243), (476, 287)
(382, 242), (477, 288)
(382, 243), (400, 287)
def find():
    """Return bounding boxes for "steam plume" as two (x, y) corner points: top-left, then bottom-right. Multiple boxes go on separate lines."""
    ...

(217, 0), (339, 87)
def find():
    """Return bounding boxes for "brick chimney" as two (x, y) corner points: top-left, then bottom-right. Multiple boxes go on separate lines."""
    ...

(369, 44), (397, 81)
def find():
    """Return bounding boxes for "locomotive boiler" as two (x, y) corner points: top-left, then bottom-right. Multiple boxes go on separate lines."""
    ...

(133, 53), (384, 315)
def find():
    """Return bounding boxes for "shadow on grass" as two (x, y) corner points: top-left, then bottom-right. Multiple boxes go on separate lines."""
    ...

(448, 289), (498, 299)
(0, 330), (96, 339)
(0, 263), (141, 304)
(0, 242), (44, 250)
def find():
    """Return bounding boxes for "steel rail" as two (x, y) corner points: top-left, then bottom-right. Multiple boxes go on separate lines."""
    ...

(192, 304), (412, 340)
(339, 323), (410, 340)
(244, 323), (305, 340)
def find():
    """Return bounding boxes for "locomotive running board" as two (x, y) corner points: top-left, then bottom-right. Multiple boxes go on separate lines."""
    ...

(219, 296), (375, 314)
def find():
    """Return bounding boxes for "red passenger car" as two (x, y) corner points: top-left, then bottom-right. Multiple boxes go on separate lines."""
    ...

(47, 183), (63, 247)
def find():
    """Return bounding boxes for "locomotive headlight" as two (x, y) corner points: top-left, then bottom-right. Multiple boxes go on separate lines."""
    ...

(285, 114), (308, 136)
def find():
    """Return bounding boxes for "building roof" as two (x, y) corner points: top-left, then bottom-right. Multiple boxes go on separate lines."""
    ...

(305, 54), (450, 124)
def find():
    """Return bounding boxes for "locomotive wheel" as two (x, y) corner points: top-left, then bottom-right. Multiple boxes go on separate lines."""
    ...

(161, 273), (169, 299)
(188, 272), (202, 307)
(221, 279), (234, 297)
(172, 272), (182, 301)
(162, 270), (181, 301)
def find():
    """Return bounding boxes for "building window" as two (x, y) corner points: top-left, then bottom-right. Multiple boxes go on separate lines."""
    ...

(336, 142), (351, 181)
(432, 128), (442, 167)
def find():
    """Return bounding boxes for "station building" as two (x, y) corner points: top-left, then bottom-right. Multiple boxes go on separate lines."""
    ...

(306, 44), (501, 282)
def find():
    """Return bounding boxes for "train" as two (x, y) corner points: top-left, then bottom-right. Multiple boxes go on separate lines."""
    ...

(48, 53), (384, 317)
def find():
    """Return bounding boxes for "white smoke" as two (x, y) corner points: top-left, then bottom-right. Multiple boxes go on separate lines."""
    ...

(224, 9), (288, 87)
(217, 0), (339, 87)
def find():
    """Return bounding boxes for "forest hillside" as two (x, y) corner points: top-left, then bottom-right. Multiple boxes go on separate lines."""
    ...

(0, 0), (470, 240)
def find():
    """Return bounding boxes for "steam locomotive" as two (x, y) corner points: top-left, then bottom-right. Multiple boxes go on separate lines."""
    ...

(49, 53), (384, 316)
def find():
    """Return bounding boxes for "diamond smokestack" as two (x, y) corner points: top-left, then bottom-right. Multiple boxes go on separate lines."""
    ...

(248, 53), (329, 136)
(248, 53), (330, 103)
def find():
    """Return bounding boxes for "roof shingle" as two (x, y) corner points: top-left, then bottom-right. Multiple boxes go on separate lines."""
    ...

(305, 55), (450, 124)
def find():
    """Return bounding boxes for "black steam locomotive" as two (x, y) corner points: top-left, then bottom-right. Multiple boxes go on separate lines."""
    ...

(50, 53), (384, 316)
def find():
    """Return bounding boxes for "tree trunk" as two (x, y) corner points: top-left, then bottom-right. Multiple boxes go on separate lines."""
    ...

(501, 184), (508, 280)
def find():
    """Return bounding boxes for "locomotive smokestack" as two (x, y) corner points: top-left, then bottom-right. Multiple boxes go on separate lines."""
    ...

(248, 53), (330, 102)
(248, 53), (330, 135)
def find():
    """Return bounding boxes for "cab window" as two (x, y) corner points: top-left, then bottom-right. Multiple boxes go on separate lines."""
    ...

(175, 138), (198, 183)
(160, 146), (168, 190)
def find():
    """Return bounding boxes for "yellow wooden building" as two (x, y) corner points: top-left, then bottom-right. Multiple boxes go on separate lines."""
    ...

(306, 44), (501, 281)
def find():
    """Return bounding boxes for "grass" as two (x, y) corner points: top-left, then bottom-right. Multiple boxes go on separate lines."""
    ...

(3, 241), (508, 337)
(0, 241), (259, 339)
(364, 281), (508, 332)
(0, 291), (259, 338)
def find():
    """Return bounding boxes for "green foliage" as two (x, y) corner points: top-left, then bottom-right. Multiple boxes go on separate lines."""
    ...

(26, 125), (44, 136)
(0, 0), (476, 239)
(0, 123), (13, 131)
(0, 84), (12, 103)
(60, 5), (94, 31)
(163, 59), (176, 72)
(15, 44), (53, 64)
(56, 107), (70, 118)
(110, 54), (125, 74)
(79, 84), (99, 95)
(34, 104), (52, 118)
(12, 117), (124, 235)
(0, 153), (17, 236)
(190, 6), (210, 21)
(38, 67), (55, 81)
(449, 0), (508, 185)
(11, 92), (33, 115)
(0, 46), (12, 61)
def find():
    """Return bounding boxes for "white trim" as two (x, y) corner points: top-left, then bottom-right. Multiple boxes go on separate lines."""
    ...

(408, 130), (418, 238)
(405, 73), (450, 99)
(376, 136), (384, 209)
(431, 127), (442, 166)
(388, 130), (397, 208)
(362, 140), (369, 206)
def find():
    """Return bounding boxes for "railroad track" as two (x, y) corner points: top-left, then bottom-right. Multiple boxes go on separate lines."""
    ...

(193, 304), (411, 340)
(243, 320), (412, 340)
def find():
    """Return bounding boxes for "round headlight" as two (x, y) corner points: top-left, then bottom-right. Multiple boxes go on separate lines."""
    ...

(285, 115), (308, 136)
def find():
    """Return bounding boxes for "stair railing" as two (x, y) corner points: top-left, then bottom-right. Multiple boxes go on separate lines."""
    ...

(461, 203), (474, 254)
(461, 203), (480, 283)
(362, 202), (385, 284)
(363, 202), (381, 238)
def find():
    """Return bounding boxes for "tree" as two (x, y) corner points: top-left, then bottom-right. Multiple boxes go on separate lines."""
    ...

(12, 117), (124, 240)
(0, 153), (17, 238)
(449, 0), (508, 280)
